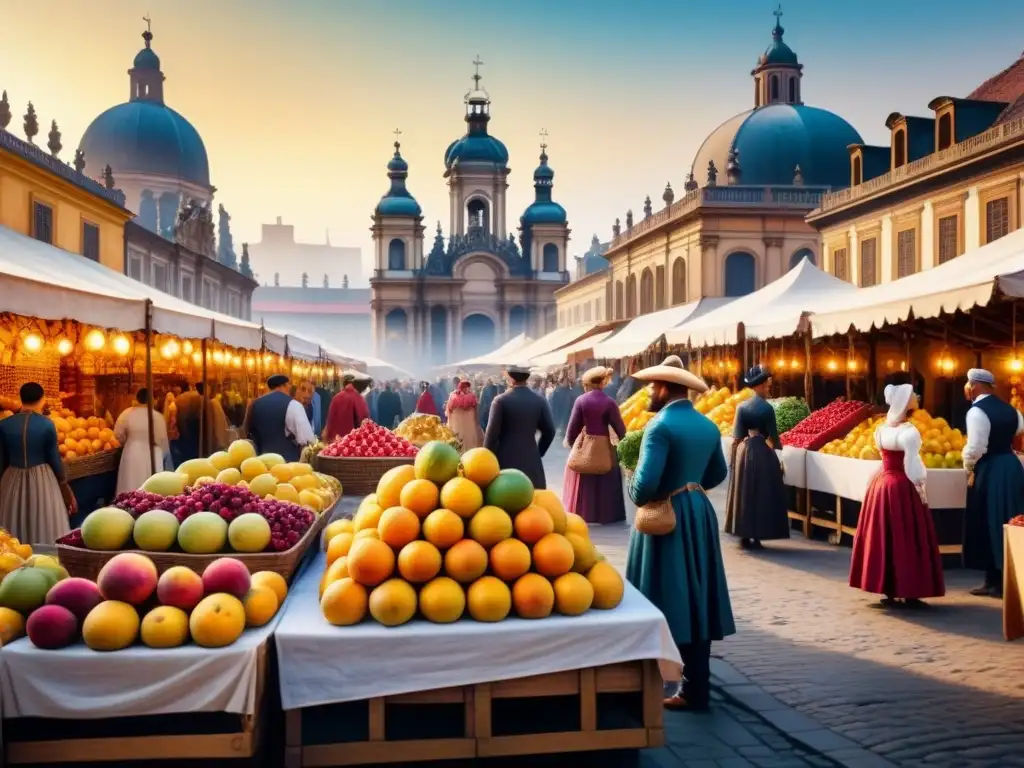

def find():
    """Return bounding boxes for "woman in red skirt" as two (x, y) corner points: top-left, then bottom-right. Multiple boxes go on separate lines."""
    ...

(849, 383), (945, 608)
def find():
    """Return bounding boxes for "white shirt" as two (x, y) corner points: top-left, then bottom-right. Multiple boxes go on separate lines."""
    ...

(284, 399), (316, 446)
(962, 394), (1024, 470)
(875, 424), (926, 486)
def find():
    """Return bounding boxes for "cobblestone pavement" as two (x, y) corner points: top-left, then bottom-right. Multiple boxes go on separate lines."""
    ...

(543, 444), (1024, 768)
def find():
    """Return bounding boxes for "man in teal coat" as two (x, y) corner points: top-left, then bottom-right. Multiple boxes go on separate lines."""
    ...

(627, 357), (735, 711)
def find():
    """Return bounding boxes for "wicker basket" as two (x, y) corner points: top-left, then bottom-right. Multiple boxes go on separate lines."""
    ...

(315, 455), (415, 496)
(65, 449), (121, 482)
(54, 498), (334, 583)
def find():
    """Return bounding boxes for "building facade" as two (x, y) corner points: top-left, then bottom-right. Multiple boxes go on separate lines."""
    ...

(248, 217), (364, 290)
(554, 11), (858, 326)
(0, 101), (131, 272)
(806, 51), (1024, 285)
(370, 63), (571, 364)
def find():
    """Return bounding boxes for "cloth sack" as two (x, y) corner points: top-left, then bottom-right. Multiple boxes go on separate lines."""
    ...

(634, 483), (704, 536)
(567, 427), (615, 475)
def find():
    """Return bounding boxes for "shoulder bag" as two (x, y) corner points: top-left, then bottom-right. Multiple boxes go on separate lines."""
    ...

(567, 426), (615, 475)
(634, 482), (704, 536)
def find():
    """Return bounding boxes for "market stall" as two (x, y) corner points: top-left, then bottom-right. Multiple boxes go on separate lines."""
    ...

(1006, 523), (1024, 641)
(592, 297), (731, 361)
(446, 332), (532, 370)
(529, 329), (613, 370)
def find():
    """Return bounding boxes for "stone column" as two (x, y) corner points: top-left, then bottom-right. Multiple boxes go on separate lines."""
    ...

(699, 235), (719, 296)
(445, 308), (455, 361)
(453, 304), (463, 357)
(762, 236), (783, 285)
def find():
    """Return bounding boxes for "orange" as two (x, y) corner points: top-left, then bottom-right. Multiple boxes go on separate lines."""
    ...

(587, 561), (625, 610)
(324, 518), (354, 543)
(467, 506), (512, 548)
(368, 578), (417, 627)
(565, 513), (589, 539)
(532, 533), (575, 578)
(513, 505), (554, 544)
(552, 572), (593, 616)
(321, 577), (368, 626)
(419, 577), (466, 623)
(400, 479), (440, 518)
(467, 576), (511, 622)
(375, 465), (417, 509)
(489, 538), (531, 581)
(377, 507), (420, 550)
(326, 532), (354, 565)
(354, 528), (380, 541)
(189, 594), (245, 648)
(458, 448), (500, 488)
(353, 503), (384, 532)
(422, 509), (465, 550)
(347, 538), (396, 587)
(243, 585), (280, 627)
(512, 573), (554, 619)
(443, 539), (488, 583)
(439, 477), (484, 518)
(566, 533), (599, 573)
(320, 556), (350, 597)
(397, 540), (442, 583)
(251, 571), (288, 605)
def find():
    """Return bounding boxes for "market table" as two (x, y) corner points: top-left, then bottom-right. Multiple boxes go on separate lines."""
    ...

(1005, 525), (1024, 641)
(0, 605), (282, 764)
(275, 552), (681, 766)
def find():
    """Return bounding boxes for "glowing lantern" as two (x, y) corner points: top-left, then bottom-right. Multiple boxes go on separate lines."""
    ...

(112, 335), (131, 356)
(23, 333), (43, 354)
(183, 341), (194, 355)
(84, 329), (106, 351)
(57, 338), (73, 356)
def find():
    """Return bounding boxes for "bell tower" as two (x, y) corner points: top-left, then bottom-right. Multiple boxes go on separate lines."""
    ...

(129, 16), (165, 104)
(751, 6), (803, 107)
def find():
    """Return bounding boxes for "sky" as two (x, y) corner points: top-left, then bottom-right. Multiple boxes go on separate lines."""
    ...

(3, 0), (1023, 286)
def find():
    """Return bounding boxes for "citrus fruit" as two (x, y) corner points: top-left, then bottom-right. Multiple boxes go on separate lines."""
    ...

(459, 448), (500, 487)
(439, 477), (484, 518)
(484, 469), (534, 513)
(368, 578), (417, 627)
(489, 538), (531, 581)
(419, 577), (466, 623)
(320, 556), (350, 598)
(327, 532), (354, 565)
(422, 509), (465, 550)
(353, 503), (384, 532)
(376, 465), (417, 509)
(377, 507), (421, 549)
(552, 572), (594, 616)
(513, 505), (554, 544)
(566, 533), (599, 573)
(444, 539), (488, 583)
(467, 506), (513, 548)
(414, 441), (462, 484)
(243, 585), (280, 627)
(324, 518), (354, 543)
(532, 533), (575, 578)
(512, 573), (554, 619)
(321, 578), (368, 626)
(347, 538), (396, 587)
(397, 540), (443, 583)
(565, 513), (590, 539)
(587, 562), (625, 609)
(532, 489), (567, 534)
(354, 528), (380, 541)
(467, 576), (511, 622)
(251, 571), (288, 604)
(399, 479), (440, 518)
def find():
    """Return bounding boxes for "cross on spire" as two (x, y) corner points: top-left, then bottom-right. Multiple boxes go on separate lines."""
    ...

(143, 13), (152, 32)
(773, 4), (783, 20)
(392, 127), (402, 152)
(539, 128), (548, 152)
(472, 55), (484, 89)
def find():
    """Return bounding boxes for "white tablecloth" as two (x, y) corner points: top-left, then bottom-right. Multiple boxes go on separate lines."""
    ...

(275, 552), (682, 710)
(0, 601), (280, 719)
(804, 452), (968, 507)
(721, 437), (807, 489)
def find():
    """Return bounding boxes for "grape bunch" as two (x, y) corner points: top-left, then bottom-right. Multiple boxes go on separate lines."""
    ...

(167, 483), (261, 524)
(259, 500), (316, 551)
(113, 490), (180, 517)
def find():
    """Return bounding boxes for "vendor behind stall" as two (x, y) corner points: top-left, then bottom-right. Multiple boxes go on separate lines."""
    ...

(0, 382), (75, 545)
(244, 374), (316, 462)
(114, 388), (170, 496)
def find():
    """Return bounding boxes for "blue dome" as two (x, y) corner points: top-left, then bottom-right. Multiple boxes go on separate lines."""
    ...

(79, 100), (210, 187)
(376, 195), (422, 217)
(763, 39), (798, 65)
(444, 134), (509, 168)
(133, 47), (160, 70)
(533, 159), (554, 181)
(521, 201), (566, 225)
(691, 104), (862, 189)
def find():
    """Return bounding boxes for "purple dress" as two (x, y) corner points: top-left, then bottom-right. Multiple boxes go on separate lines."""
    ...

(562, 389), (627, 524)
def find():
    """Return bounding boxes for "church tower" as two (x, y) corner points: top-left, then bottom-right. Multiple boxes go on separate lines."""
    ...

(372, 133), (425, 274)
(751, 7), (803, 107)
(444, 57), (510, 238)
(519, 134), (570, 277)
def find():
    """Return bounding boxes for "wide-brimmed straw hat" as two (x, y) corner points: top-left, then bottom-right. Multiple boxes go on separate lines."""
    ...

(632, 357), (708, 393)
(581, 366), (613, 385)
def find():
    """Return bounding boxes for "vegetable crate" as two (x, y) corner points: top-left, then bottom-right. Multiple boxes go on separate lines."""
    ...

(285, 660), (664, 766)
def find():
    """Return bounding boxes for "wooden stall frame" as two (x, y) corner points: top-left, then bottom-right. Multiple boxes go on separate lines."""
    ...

(285, 660), (664, 767)
(4, 644), (268, 764)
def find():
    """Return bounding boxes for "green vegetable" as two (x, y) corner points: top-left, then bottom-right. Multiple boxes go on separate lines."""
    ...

(617, 430), (645, 473)
(770, 397), (811, 435)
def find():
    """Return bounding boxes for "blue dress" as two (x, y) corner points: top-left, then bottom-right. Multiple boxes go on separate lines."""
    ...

(626, 399), (736, 646)
(0, 411), (71, 545)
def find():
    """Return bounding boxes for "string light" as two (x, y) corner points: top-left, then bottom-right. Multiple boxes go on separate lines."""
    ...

(84, 329), (106, 351)
(826, 358), (838, 372)
(161, 339), (180, 359)
(246, 356), (256, 369)
(846, 359), (858, 373)
(191, 351), (202, 365)
(212, 350), (226, 365)
(790, 358), (801, 371)
(112, 335), (131, 356)
(23, 334), (43, 354)
(1010, 359), (1023, 373)
(57, 338), (73, 356)
(182, 341), (194, 355)
(232, 355), (242, 368)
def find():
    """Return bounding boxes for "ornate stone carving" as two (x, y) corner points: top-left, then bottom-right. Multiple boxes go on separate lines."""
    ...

(216, 204), (238, 268)
(46, 119), (61, 157)
(706, 160), (718, 187)
(699, 234), (720, 250)
(643, 196), (653, 219)
(174, 198), (216, 259)
(73, 148), (86, 174)
(301, 272), (309, 288)
(23, 101), (37, 143)
(0, 91), (10, 131)
(793, 164), (804, 186)
(763, 236), (784, 248)
(726, 148), (741, 184)
(662, 182), (674, 207)
(424, 227), (527, 277)
(684, 172), (698, 192)
(625, 209), (633, 230)
(342, 274), (349, 289)
(274, 272), (280, 287)
(612, 218), (621, 238)
(240, 243), (253, 278)
(103, 165), (115, 189)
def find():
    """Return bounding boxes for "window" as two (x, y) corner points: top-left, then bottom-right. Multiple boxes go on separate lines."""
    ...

(832, 247), (848, 281)
(788, 76), (796, 102)
(32, 201), (53, 244)
(985, 198), (1010, 243)
(181, 274), (194, 302)
(387, 239), (406, 270)
(82, 223), (100, 261)
(860, 239), (877, 287)
(770, 75), (779, 102)
(626, 274), (637, 318)
(894, 130), (907, 169)
(639, 269), (654, 315)
(128, 255), (144, 282)
(671, 257), (686, 304)
(724, 252), (756, 297)
(937, 113), (953, 151)
(542, 243), (559, 273)
(605, 283), (613, 320)
(851, 156), (862, 186)
(151, 261), (168, 292)
(897, 229), (916, 278)
(938, 216), (958, 264)
(655, 266), (666, 310)
(584, 302), (592, 322)
(615, 281), (624, 319)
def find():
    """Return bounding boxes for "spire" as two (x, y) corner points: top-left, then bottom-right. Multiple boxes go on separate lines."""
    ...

(47, 119), (62, 157)
(130, 18), (165, 104)
(643, 196), (653, 219)
(753, 4), (801, 106)
(772, 5), (784, 40)
(663, 182), (675, 207)
(240, 244), (253, 278)
(532, 129), (555, 201)
(0, 91), (10, 131)
(464, 55), (491, 132)
(23, 101), (37, 144)
(376, 132), (422, 217)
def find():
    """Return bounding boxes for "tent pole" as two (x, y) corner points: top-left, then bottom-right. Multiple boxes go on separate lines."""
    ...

(804, 328), (813, 410)
(144, 301), (157, 476)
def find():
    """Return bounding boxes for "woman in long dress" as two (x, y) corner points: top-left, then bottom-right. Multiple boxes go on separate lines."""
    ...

(114, 388), (170, 495)
(445, 380), (484, 451)
(849, 384), (945, 607)
(562, 366), (627, 525)
(0, 382), (75, 545)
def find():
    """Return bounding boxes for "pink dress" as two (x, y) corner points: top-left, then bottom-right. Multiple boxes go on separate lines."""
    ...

(562, 390), (627, 525)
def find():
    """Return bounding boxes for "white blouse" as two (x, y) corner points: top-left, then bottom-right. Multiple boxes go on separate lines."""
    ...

(874, 423), (926, 486)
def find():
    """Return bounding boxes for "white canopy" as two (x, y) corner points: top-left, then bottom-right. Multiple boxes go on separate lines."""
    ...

(447, 333), (533, 368)
(504, 324), (601, 366)
(285, 334), (321, 361)
(361, 355), (414, 379)
(530, 330), (614, 369)
(592, 298), (732, 359)
(666, 258), (857, 347)
(810, 227), (1024, 337)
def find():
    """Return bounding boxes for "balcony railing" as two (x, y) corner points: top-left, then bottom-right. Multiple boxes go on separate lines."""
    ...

(608, 185), (830, 251)
(815, 116), (1024, 215)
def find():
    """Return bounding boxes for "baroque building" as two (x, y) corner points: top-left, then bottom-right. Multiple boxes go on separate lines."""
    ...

(554, 10), (860, 327)
(370, 61), (571, 364)
(806, 50), (1024, 286)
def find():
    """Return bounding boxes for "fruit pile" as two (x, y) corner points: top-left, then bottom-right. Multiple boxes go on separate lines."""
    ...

(619, 388), (653, 431)
(0, 551), (286, 651)
(694, 387), (722, 415)
(0, 528), (34, 578)
(780, 399), (868, 449)
(50, 409), (120, 461)
(706, 388), (755, 435)
(820, 409), (966, 468)
(320, 420), (417, 458)
(394, 414), (460, 450)
(319, 442), (625, 627)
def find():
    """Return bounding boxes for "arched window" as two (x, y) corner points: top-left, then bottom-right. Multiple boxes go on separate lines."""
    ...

(605, 283), (613, 320)
(626, 274), (638, 318)
(894, 130), (907, 169)
(788, 76), (796, 102)
(466, 198), (490, 233)
(639, 269), (654, 315)
(542, 243), (559, 273)
(937, 113), (952, 151)
(615, 281), (624, 320)
(388, 238), (406, 270)
(724, 252), (756, 297)
(852, 155), (862, 186)
(789, 248), (815, 270)
(770, 75), (779, 102)
(584, 303), (592, 322)
(672, 257), (686, 304)
(655, 266), (666, 310)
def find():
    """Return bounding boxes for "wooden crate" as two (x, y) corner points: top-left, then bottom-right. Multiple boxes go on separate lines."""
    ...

(285, 659), (664, 767)
(3, 644), (269, 765)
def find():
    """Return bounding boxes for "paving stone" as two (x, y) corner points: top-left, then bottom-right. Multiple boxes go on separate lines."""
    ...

(790, 729), (860, 753)
(760, 709), (826, 735)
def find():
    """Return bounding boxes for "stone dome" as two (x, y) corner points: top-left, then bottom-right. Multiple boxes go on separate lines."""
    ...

(444, 134), (509, 169)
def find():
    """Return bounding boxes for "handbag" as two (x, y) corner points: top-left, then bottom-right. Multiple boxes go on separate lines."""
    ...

(567, 427), (615, 475)
(634, 482), (704, 536)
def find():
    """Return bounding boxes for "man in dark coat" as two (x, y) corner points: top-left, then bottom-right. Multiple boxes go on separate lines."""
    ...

(375, 382), (404, 429)
(399, 382), (417, 420)
(551, 379), (572, 436)
(484, 365), (556, 489)
(479, 378), (498, 430)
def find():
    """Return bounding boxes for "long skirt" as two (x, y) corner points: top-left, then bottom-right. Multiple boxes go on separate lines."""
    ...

(963, 453), (1024, 572)
(447, 408), (483, 452)
(626, 488), (735, 645)
(562, 462), (626, 525)
(724, 436), (790, 541)
(0, 465), (71, 546)
(849, 468), (945, 599)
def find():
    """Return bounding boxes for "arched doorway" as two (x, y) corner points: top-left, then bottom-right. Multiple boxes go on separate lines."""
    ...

(509, 306), (526, 337)
(724, 252), (756, 297)
(384, 308), (408, 359)
(462, 314), (496, 360)
(789, 248), (816, 270)
(430, 306), (447, 364)
(466, 198), (490, 233)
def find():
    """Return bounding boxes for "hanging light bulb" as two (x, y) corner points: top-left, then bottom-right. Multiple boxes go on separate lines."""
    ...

(232, 355), (242, 368)
(112, 335), (131, 356)
(246, 356), (256, 369)
(263, 354), (273, 367)
(790, 358), (800, 370)
(161, 339), (180, 359)
(57, 338), (73, 356)
(826, 358), (838, 372)
(183, 340), (194, 355)
(84, 329), (106, 351)
(1010, 359), (1023, 373)
(22, 333), (43, 354)
(212, 350), (225, 365)
(191, 351), (202, 365)
(846, 359), (858, 372)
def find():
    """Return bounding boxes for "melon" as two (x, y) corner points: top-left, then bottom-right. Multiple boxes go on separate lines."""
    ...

(208, 451), (233, 472)
(176, 459), (219, 485)
(227, 439), (257, 466)
(484, 469), (535, 513)
(141, 471), (190, 497)
(414, 441), (461, 485)
(258, 453), (286, 469)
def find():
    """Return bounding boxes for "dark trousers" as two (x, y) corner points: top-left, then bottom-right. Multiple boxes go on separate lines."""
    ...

(986, 569), (1002, 589)
(678, 641), (711, 705)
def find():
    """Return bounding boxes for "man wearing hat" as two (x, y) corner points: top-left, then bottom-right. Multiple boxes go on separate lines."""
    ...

(626, 357), (734, 711)
(961, 368), (1024, 598)
(483, 364), (556, 489)
(323, 372), (370, 442)
(244, 375), (316, 462)
(724, 365), (789, 550)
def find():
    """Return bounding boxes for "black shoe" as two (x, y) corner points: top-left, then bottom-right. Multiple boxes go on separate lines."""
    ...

(749, 539), (765, 550)
(903, 598), (930, 609)
(969, 585), (1000, 598)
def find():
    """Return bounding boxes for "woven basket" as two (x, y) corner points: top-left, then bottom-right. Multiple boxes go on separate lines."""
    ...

(315, 455), (415, 496)
(54, 498), (335, 583)
(65, 449), (121, 482)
